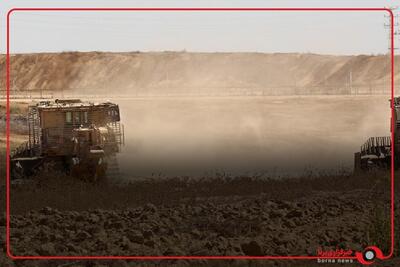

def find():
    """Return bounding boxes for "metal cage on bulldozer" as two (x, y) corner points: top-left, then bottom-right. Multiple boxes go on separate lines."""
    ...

(354, 97), (400, 171)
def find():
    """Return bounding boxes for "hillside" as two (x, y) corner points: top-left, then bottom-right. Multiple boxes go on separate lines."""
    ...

(0, 52), (398, 95)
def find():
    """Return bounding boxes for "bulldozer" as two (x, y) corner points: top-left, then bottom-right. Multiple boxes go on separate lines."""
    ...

(10, 99), (124, 182)
(354, 97), (399, 171)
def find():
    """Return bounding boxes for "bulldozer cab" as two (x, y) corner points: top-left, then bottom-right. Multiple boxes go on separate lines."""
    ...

(27, 99), (123, 157)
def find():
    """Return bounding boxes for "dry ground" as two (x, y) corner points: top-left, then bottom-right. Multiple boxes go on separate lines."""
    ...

(0, 171), (399, 267)
(0, 98), (399, 266)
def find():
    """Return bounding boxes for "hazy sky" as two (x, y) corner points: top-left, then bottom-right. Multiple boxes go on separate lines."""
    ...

(1, 0), (399, 55)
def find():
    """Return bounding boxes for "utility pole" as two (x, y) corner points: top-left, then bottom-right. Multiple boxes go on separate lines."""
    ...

(384, 6), (399, 95)
(384, 6), (399, 52)
(349, 69), (353, 95)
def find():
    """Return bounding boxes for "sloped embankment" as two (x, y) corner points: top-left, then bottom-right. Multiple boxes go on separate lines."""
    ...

(0, 52), (398, 94)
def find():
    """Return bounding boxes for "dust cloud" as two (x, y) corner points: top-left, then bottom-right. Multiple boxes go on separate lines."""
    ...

(5, 51), (394, 179)
(111, 95), (391, 179)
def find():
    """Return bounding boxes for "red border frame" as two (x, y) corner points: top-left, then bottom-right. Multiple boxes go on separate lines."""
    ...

(5, 7), (395, 264)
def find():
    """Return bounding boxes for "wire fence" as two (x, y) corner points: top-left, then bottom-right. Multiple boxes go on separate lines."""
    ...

(0, 86), (397, 100)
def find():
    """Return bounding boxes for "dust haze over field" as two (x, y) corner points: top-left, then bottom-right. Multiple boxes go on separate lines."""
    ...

(113, 95), (390, 178)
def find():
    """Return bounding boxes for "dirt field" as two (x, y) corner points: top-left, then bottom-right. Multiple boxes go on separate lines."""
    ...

(1, 171), (399, 267)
